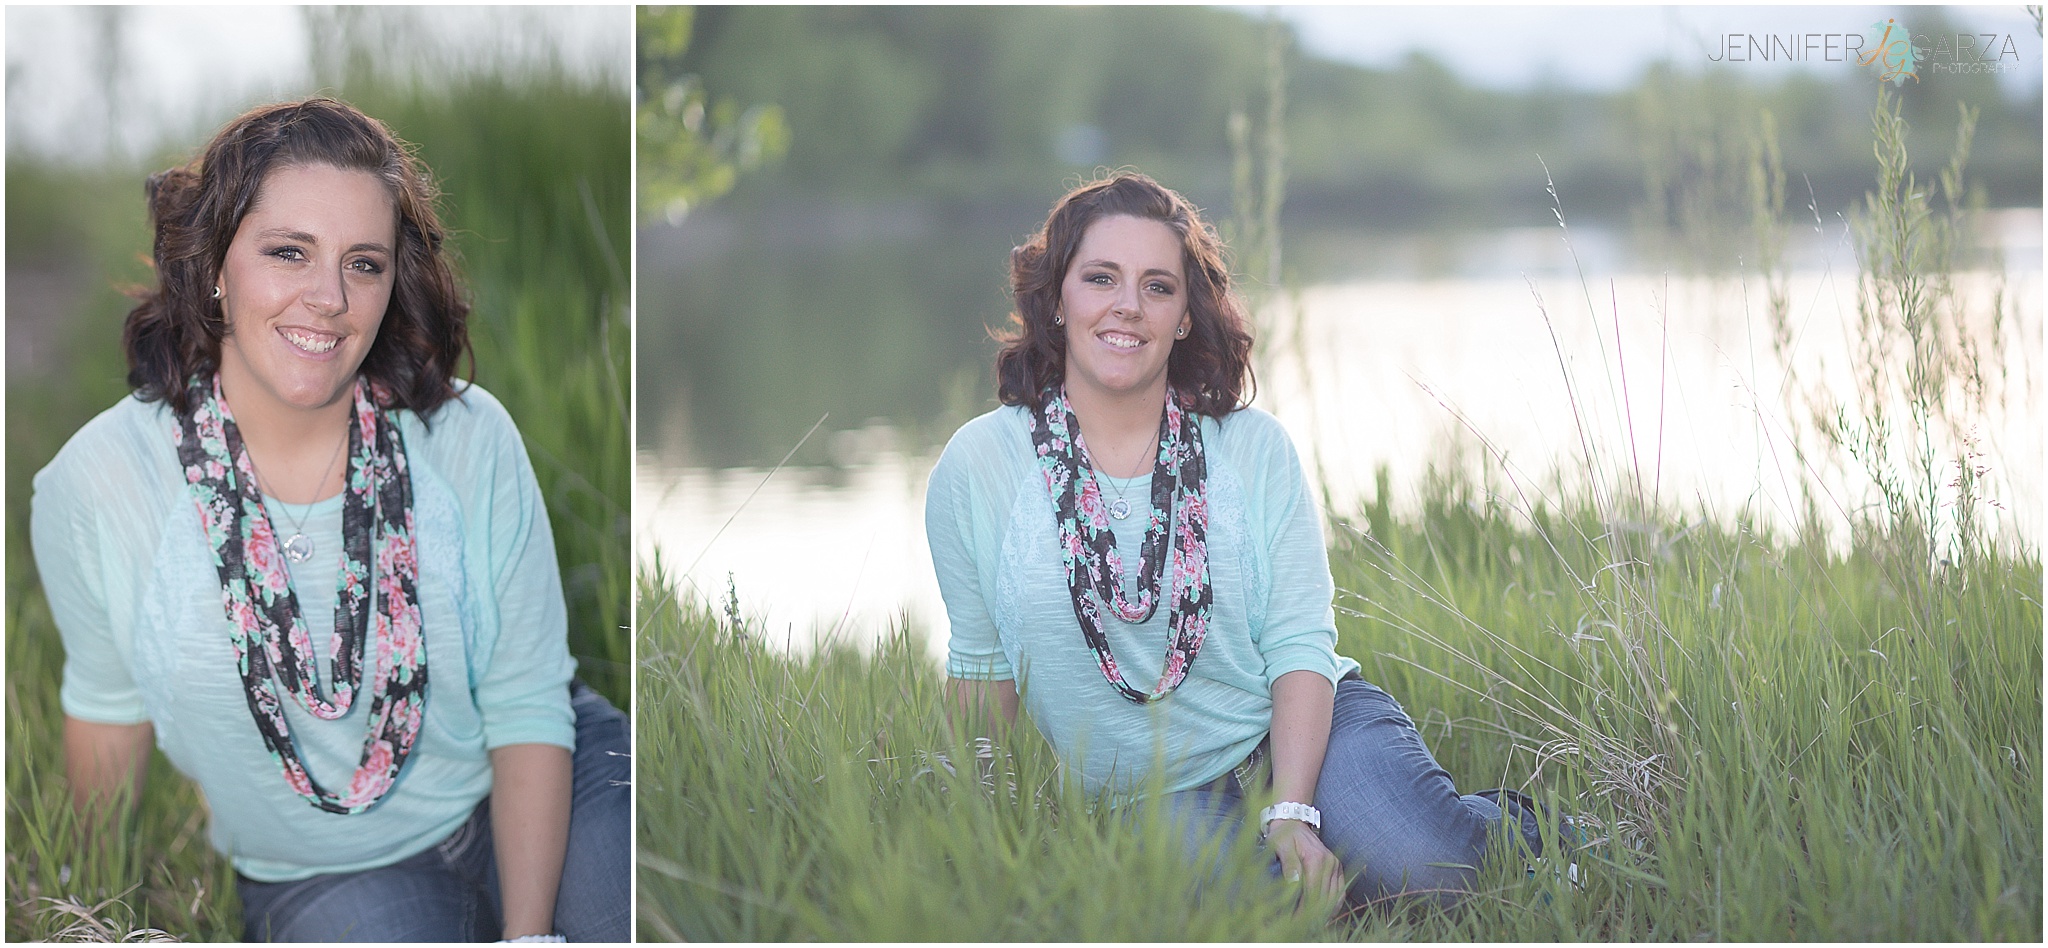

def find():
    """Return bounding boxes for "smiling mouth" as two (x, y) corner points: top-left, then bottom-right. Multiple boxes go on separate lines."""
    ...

(281, 328), (341, 354)
(1100, 331), (1145, 350)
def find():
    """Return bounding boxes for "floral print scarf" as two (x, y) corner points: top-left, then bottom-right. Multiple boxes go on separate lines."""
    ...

(1029, 385), (1213, 703)
(174, 374), (426, 814)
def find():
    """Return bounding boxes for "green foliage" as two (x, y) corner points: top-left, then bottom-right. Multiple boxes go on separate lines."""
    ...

(7, 576), (243, 941)
(637, 6), (789, 224)
(1632, 7), (2039, 272)
(1751, 86), (2021, 660)
(673, 7), (2040, 221)
(681, 6), (1270, 204)
(363, 76), (637, 702)
(1330, 465), (2039, 940)
(5, 63), (629, 941)
(639, 475), (2040, 939)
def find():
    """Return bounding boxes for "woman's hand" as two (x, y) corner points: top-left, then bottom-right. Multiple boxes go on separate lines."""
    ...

(1266, 818), (1347, 911)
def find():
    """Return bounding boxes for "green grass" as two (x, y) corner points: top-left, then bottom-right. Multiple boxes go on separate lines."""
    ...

(5, 70), (629, 940)
(638, 474), (2040, 940)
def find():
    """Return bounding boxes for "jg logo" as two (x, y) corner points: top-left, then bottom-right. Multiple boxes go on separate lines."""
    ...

(1859, 18), (1920, 84)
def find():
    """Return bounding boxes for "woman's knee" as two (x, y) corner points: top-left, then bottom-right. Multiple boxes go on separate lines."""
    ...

(1342, 831), (1486, 905)
(1329, 678), (1416, 733)
(1317, 678), (1497, 904)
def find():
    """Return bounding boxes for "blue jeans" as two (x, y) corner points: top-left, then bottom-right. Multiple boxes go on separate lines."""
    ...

(1155, 677), (1536, 906)
(238, 682), (631, 942)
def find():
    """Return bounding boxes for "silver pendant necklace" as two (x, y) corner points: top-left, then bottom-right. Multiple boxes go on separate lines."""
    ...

(1108, 498), (1132, 520)
(278, 508), (317, 564)
(251, 432), (348, 564)
(1104, 479), (1135, 521)
(1094, 438), (1150, 521)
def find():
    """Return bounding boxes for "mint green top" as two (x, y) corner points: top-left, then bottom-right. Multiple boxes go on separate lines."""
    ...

(926, 404), (1359, 799)
(31, 383), (575, 882)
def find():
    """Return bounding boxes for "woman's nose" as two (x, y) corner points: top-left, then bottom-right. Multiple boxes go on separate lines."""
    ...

(302, 264), (348, 317)
(1114, 282), (1141, 316)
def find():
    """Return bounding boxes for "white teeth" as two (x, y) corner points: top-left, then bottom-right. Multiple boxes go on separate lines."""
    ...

(283, 330), (339, 353)
(1103, 334), (1142, 349)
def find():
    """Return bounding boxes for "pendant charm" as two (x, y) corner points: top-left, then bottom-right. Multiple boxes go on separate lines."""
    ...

(283, 533), (314, 563)
(1108, 498), (1132, 521)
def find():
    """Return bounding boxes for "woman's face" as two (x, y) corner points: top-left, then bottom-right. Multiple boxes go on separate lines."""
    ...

(216, 162), (397, 420)
(1058, 214), (1191, 406)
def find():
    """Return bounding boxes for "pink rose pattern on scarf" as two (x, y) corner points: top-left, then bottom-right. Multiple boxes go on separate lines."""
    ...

(1029, 385), (1212, 703)
(174, 375), (427, 815)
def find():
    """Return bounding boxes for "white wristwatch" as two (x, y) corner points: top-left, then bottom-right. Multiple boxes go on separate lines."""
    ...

(1259, 801), (1322, 837)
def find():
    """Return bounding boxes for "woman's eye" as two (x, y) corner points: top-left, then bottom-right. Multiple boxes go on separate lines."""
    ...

(1147, 281), (1175, 295)
(348, 258), (386, 275)
(1087, 273), (1114, 285)
(265, 246), (306, 262)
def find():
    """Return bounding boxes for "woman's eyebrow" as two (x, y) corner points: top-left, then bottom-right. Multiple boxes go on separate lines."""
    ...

(256, 227), (320, 244)
(253, 228), (391, 256)
(1078, 259), (1180, 279)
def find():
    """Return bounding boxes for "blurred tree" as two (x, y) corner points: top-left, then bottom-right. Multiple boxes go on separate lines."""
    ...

(666, 7), (2037, 224)
(637, 6), (789, 223)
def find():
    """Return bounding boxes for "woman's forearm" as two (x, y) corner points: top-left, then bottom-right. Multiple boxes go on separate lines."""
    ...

(64, 717), (154, 814)
(944, 677), (1019, 735)
(1267, 670), (1335, 811)
(1265, 670), (1348, 905)
(489, 743), (572, 939)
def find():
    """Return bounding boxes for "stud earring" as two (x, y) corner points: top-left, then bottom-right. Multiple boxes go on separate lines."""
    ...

(1176, 326), (1187, 338)
(1053, 313), (1063, 326)
(212, 285), (223, 300)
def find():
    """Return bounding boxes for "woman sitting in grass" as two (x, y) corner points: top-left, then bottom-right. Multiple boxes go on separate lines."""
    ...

(31, 98), (627, 942)
(926, 171), (1561, 909)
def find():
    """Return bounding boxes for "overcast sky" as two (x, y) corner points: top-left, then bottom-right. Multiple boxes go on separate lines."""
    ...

(5, 6), (629, 162)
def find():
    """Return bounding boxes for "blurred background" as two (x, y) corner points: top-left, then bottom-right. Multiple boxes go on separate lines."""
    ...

(636, 5), (2042, 652)
(6, 7), (630, 937)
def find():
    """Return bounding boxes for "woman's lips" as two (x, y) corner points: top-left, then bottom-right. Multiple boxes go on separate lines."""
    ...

(280, 327), (341, 355)
(1098, 330), (1145, 350)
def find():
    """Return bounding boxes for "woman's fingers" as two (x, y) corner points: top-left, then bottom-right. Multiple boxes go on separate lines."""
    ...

(1298, 840), (1344, 901)
(1275, 838), (1306, 882)
(1269, 822), (1348, 912)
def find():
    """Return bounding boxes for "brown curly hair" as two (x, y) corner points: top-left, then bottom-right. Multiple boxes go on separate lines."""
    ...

(995, 171), (1254, 418)
(121, 97), (471, 417)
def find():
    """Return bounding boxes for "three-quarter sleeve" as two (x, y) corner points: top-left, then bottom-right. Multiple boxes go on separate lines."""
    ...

(454, 390), (577, 751)
(33, 448), (149, 725)
(927, 430), (1014, 682)
(1241, 415), (1347, 690)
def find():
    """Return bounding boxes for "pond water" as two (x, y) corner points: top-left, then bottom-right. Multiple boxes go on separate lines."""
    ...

(636, 208), (2041, 653)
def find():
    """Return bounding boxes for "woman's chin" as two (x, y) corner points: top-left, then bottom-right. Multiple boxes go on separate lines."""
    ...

(295, 386), (358, 413)
(261, 374), (363, 415)
(1066, 373), (1168, 405)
